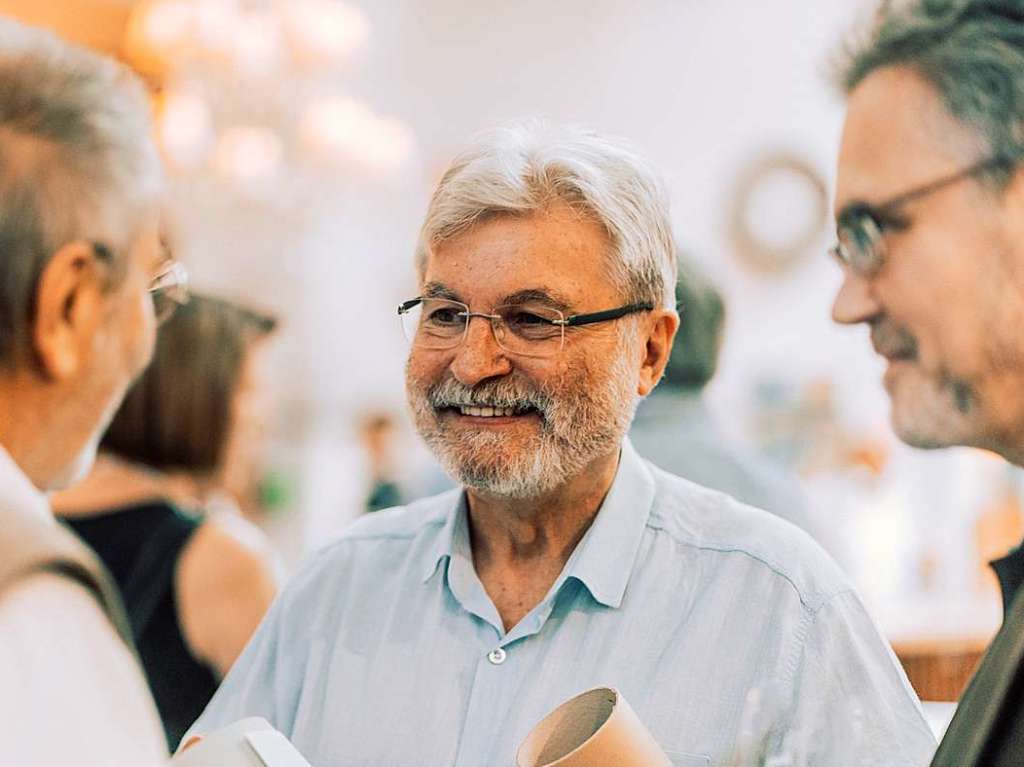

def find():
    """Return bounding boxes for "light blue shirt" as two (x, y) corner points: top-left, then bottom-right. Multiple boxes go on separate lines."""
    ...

(190, 442), (934, 766)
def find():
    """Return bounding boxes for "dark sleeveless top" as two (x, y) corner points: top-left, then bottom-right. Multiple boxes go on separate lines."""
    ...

(65, 501), (220, 751)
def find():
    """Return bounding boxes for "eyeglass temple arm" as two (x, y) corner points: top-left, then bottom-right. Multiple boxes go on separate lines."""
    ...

(398, 298), (423, 315)
(560, 302), (655, 327)
(881, 155), (1015, 212)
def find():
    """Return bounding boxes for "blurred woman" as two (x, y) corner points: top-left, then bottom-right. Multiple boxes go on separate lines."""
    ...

(52, 294), (281, 750)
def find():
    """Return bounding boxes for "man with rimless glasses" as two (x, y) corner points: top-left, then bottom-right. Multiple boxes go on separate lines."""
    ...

(191, 120), (931, 765)
(832, 1), (1024, 764)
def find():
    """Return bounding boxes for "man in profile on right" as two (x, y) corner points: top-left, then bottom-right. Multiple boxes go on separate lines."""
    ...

(832, 1), (1024, 762)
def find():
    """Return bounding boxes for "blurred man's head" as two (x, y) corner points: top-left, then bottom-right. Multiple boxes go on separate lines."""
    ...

(832, 1), (1024, 463)
(404, 120), (679, 498)
(0, 21), (166, 490)
(662, 257), (725, 394)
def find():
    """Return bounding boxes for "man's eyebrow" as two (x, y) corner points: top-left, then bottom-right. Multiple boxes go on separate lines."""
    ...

(421, 282), (462, 301)
(500, 289), (572, 311)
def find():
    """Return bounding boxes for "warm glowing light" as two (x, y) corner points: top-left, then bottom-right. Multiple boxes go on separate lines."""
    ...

(300, 98), (414, 175)
(159, 90), (213, 168)
(231, 10), (284, 76)
(284, 1), (370, 66)
(139, 0), (194, 50)
(215, 126), (284, 182)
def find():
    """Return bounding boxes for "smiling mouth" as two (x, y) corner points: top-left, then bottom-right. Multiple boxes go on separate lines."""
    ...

(439, 404), (539, 419)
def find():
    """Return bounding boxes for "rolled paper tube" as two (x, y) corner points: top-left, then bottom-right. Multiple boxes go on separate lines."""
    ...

(516, 687), (673, 767)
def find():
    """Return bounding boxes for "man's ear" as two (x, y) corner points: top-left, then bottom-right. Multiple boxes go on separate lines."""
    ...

(32, 241), (104, 381)
(637, 310), (679, 397)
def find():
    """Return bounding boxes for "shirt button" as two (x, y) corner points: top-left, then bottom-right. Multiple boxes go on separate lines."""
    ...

(488, 648), (507, 665)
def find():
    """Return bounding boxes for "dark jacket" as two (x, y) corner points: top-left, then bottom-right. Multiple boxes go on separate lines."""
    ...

(930, 544), (1024, 766)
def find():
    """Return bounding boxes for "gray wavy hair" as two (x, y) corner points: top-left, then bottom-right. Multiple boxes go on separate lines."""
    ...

(416, 120), (677, 309)
(842, 0), (1024, 185)
(0, 20), (163, 364)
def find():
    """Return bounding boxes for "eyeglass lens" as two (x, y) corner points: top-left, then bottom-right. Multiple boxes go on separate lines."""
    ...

(150, 262), (190, 325)
(837, 211), (885, 277)
(400, 299), (566, 358)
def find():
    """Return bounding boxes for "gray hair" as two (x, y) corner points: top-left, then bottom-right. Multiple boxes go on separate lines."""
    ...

(0, 20), (162, 364)
(842, 0), (1024, 184)
(416, 120), (677, 309)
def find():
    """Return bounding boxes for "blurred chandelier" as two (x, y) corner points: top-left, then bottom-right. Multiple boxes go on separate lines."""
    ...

(124, 0), (415, 207)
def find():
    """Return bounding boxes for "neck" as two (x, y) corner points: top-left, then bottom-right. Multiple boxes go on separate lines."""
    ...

(464, 446), (622, 632)
(0, 372), (59, 489)
(467, 447), (621, 572)
(51, 453), (200, 517)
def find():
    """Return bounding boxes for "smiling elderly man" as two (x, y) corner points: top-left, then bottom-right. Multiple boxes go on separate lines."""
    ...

(191, 122), (933, 765)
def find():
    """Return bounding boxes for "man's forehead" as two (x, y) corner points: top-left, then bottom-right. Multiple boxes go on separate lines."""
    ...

(419, 205), (617, 307)
(835, 66), (981, 215)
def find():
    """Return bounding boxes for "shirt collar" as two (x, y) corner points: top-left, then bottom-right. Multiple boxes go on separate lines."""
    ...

(0, 442), (52, 524)
(419, 439), (656, 610)
(562, 439), (655, 608)
(420, 490), (466, 584)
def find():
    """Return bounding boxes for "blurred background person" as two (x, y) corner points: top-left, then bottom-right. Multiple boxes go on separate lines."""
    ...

(359, 411), (404, 512)
(630, 256), (817, 535)
(0, 18), (173, 766)
(52, 293), (281, 751)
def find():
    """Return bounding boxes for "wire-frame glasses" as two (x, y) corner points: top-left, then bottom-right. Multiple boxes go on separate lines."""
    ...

(830, 154), (1014, 278)
(149, 260), (190, 325)
(398, 297), (653, 359)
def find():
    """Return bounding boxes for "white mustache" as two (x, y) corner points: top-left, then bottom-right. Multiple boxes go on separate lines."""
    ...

(427, 377), (551, 418)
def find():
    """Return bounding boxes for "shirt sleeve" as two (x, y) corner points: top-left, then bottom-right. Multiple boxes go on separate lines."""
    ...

(783, 589), (937, 767)
(182, 585), (304, 751)
(0, 572), (168, 766)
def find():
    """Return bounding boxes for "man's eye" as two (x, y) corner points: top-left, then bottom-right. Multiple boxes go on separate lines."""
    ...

(427, 308), (463, 325)
(508, 312), (548, 327)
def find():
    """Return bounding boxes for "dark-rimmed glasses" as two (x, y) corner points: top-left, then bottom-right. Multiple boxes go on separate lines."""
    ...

(830, 154), (1015, 278)
(397, 297), (654, 359)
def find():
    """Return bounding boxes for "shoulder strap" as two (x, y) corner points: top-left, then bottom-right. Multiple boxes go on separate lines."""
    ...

(0, 510), (134, 646)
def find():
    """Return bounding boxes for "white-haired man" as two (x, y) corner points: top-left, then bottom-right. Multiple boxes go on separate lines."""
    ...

(0, 20), (187, 765)
(191, 122), (933, 765)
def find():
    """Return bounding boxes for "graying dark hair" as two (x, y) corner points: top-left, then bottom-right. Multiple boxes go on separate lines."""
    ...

(0, 20), (162, 364)
(662, 257), (725, 392)
(417, 119), (677, 309)
(842, 1), (1024, 183)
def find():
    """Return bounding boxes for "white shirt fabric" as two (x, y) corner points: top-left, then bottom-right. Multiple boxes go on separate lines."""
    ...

(0, 445), (167, 767)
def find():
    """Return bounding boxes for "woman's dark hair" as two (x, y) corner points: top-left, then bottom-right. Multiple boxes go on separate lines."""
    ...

(101, 294), (277, 474)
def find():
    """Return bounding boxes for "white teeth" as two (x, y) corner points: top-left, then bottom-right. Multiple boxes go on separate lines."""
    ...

(457, 404), (517, 417)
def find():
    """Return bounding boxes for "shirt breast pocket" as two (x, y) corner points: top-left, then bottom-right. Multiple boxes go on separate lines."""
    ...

(663, 752), (710, 767)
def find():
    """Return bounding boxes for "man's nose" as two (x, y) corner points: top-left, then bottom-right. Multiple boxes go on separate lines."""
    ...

(449, 315), (512, 387)
(832, 269), (883, 326)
